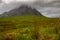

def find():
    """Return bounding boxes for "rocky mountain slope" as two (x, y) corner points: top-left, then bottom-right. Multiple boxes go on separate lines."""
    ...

(1, 5), (43, 17)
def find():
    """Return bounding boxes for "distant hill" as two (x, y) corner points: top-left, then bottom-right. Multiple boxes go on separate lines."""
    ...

(1, 5), (43, 17)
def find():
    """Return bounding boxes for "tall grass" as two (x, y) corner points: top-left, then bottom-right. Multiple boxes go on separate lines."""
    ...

(0, 15), (60, 40)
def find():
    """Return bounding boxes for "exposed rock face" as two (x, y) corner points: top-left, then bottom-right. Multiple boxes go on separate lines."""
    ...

(1, 5), (43, 17)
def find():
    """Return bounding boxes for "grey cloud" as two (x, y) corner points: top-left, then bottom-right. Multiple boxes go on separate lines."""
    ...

(33, 0), (60, 18)
(0, 0), (34, 14)
(0, 0), (60, 18)
(0, 0), (2, 3)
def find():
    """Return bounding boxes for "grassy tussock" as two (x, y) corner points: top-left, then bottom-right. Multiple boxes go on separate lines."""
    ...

(0, 15), (60, 40)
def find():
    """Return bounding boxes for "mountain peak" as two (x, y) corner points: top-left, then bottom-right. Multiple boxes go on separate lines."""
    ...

(1, 5), (43, 17)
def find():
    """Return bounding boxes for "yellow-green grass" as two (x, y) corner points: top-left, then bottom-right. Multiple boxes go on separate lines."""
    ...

(0, 15), (60, 40)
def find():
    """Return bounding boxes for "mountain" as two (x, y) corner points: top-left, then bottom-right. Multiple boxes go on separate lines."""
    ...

(1, 5), (43, 17)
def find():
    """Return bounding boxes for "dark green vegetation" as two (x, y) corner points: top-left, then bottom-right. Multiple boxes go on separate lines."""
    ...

(0, 15), (60, 40)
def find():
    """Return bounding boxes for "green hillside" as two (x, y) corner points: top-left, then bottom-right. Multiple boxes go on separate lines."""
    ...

(0, 15), (60, 40)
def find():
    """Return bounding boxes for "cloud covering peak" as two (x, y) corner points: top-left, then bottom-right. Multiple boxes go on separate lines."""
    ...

(0, 0), (60, 18)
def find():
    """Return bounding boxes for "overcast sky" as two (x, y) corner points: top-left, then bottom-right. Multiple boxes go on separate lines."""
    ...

(0, 0), (60, 18)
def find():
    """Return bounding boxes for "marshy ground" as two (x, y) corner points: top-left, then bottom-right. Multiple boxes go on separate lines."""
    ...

(0, 15), (60, 40)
